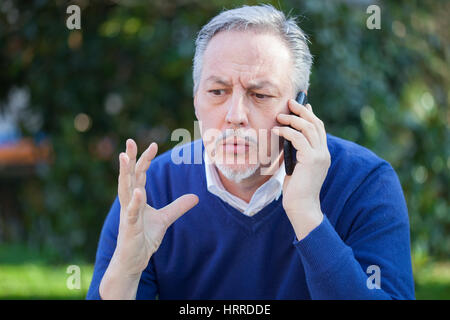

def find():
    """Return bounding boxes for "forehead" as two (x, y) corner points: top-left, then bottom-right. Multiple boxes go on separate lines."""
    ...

(201, 30), (293, 88)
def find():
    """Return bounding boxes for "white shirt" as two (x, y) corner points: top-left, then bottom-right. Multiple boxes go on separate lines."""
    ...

(204, 151), (286, 217)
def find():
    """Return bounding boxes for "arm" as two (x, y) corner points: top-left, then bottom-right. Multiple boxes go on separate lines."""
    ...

(273, 100), (414, 299)
(86, 139), (198, 300)
(294, 165), (415, 299)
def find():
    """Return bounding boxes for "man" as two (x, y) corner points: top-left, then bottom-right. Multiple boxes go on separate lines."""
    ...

(87, 4), (415, 299)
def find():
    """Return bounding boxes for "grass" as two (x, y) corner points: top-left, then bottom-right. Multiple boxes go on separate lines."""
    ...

(0, 244), (449, 299)
(0, 264), (93, 299)
(413, 261), (450, 299)
(0, 243), (92, 299)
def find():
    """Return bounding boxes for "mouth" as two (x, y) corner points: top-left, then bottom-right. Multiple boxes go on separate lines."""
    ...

(222, 137), (250, 146)
(221, 137), (251, 154)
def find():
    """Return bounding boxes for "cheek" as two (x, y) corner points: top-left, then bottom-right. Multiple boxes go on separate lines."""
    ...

(195, 96), (226, 124)
(196, 115), (225, 157)
(250, 111), (283, 154)
(197, 111), (226, 136)
(249, 110), (279, 134)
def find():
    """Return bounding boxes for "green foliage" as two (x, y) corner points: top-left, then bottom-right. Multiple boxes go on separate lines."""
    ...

(0, 0), (448, 263)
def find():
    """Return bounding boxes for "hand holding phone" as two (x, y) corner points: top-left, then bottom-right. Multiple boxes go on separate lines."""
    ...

(283, 91), (308, 175)
(275, 91), (330, 241)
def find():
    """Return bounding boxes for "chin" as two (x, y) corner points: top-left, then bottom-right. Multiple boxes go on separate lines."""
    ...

(215, 162), (260, 183)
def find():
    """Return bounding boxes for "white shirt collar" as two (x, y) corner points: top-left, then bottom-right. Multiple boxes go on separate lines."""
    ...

(204, 150), (286, 217)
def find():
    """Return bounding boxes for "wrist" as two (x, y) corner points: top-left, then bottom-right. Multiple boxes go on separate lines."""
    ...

(287, 207), (324, 241)
(99, 257), (142, 300)
(110, 247), (145, 278)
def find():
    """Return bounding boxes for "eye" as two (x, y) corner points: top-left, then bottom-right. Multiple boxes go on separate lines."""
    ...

(208, 89), (225, 96)
(252, 92), (271, 100)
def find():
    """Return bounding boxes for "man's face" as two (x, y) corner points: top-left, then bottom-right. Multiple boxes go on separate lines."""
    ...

(194, 30), (294, 181)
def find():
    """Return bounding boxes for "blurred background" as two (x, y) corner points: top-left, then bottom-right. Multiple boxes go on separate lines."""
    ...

(0, 0), (448, 299)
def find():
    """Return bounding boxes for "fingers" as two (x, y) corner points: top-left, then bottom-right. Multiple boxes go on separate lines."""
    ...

(304, 103), (327, 143)
(126, 139), (138, 183)
(288, 100), (327, 144)
(276, 113), (320, 148)
(159, 194), (199, 226)
(135, 142), (158, 188)
(118, 152), (132, 207)
(126, 188), (145, 225)
(272, 126), (310, 156)
(119, 139), (157, 210)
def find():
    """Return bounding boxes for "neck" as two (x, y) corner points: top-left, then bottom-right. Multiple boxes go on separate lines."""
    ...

(216, 154), (284, 203)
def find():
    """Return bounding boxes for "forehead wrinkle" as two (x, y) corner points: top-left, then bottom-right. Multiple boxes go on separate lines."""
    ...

(204, 56), (284, 95)
(205, 74), (281, 95)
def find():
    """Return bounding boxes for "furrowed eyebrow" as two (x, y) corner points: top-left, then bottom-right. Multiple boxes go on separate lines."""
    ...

(246, 81), (279, 93)
(205, 76), (232, 87)
(205, 76), (280, 95)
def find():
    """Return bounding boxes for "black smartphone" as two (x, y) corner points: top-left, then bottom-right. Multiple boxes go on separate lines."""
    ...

(283, 91), (308, 175)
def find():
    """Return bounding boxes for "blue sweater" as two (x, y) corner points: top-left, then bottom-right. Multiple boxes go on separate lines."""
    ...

(86, 134), (415, 300)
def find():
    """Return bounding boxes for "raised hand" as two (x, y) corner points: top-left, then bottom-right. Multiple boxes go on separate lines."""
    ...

(100, 139), (199, 299)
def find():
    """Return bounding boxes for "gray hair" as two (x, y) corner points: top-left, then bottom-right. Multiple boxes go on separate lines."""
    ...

(192, 4), (313, 97)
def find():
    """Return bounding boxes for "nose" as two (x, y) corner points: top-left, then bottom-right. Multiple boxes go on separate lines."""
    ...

(225, 91), (248, 128)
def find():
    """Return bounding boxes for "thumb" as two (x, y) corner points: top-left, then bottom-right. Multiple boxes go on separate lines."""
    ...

(159, 194), (199, 226)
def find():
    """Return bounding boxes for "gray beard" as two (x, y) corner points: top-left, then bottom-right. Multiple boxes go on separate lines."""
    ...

(214, 162), (260, 183)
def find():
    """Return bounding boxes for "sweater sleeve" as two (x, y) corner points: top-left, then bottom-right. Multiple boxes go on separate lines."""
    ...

(85, 196), (158, 300)
(293, 164), (415, 300)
